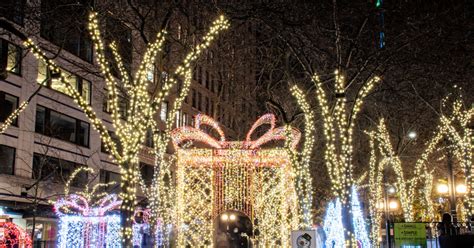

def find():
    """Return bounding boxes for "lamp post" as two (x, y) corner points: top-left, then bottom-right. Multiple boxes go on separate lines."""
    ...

(378, 185), (398, 248)
(437, 182), (467, 222)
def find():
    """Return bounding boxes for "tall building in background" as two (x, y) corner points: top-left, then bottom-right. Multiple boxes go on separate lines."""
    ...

(0, 0), (257, 245)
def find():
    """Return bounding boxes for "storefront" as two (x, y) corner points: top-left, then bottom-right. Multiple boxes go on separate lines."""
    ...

(0, 201), (57, 247)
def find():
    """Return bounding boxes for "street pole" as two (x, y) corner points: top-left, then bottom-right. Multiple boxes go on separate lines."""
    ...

(383, 173), (391, 248)
(385, 191), (391, 248)
(446, 138), (458, 223)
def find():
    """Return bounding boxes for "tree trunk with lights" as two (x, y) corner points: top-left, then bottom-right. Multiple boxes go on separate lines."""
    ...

(119, 160), (138, 247)
(342, 194), (355, 247)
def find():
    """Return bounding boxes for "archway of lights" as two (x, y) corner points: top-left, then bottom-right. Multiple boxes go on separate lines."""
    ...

(171, 114), (301, 247)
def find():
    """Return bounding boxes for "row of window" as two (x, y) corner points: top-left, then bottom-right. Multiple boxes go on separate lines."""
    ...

(0, 94), (155, 150)
(1, 38), (93, 105)
(96, 162), (155, 191)
(32, 153), (87, 187)
(35, 105), (90, 147)
(191, 89), (215, 116)
(158, 89), (238, 129)
(2, 37), (240, 130)
(0, 144), (155, 190)
(37, 60), (92, 104)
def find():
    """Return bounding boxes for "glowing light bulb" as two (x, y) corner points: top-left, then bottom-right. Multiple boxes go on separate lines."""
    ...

(221, 214), (229, 222)
(389, 201), (398, 210)
(408, 131), (417, 139)
(456, 184), (467, 194)
(437, 184), (449, 194)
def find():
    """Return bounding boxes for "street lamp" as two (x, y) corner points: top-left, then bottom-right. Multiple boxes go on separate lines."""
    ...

(408, 131), (417, 139)
(389, 200), (399, 210)
(437, 184), (449, 194)
(437, 182), (467, 222)
(381, 185), (398, 248)
(456, 184), (467, 194)
(388, 186), (396, 194)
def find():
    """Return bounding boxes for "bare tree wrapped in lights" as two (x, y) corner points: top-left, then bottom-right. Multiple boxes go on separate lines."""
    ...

(291, 70), (380, 244)
(11, 11), (229, 246)
(411, 94), (473, 220)
(369, 119), (414, 221)
(289, 86), (315, 229)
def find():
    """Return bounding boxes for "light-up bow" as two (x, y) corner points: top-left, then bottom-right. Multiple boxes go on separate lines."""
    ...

(54, 193), (122, 217)
(171, 113), (301, 149)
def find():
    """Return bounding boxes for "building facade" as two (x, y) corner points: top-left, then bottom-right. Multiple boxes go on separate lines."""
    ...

(0, 0), (257, 245)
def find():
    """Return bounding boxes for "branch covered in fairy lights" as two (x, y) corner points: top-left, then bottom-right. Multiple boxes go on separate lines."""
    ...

(0, 100), (29, 134)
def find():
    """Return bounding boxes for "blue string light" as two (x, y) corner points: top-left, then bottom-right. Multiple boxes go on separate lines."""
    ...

(351, 186), (371, 248)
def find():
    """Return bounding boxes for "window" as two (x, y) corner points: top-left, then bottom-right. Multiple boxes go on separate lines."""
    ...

(33, 153), (87, 187)
(0, 145), (15, 175)
(198, 67), (202, 84)
(103, 94), (128, 119)
(209, 51), (214, 64)
(40, 0), (93, 62)
(0, 39), (22, 75)
(192, 89), (197, 108)
(211, 78), (215, 93)
(101, 131), (122, 154)
(222, 85), (226, 102)
(177, 80), (183, 94)
(0, 0), (26, 25)
(205, 71), (209, 89)
(26, 220), (57, 244)
(139, 163), (154, 187)
(146, 65), (154, 82)
(184, 93), (189, 104)
(205, 97), (209, 114)
(99, 169), (121, 192)
(35, 105), (90, 147)
(210, 100), (214, 117)
(144, 128), (154, 148)
(182, 113), (188, 126)
(37, 61), (92, 104)
(0, 92), (19, 126)
(160, 101), (168, 122)
(175, 110), (181, 127)
(197, 92), (202, 111)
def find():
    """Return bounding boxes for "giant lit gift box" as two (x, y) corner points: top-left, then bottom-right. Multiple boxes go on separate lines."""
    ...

(54, 194), (122, 248)
(171, 114), (301, 247)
